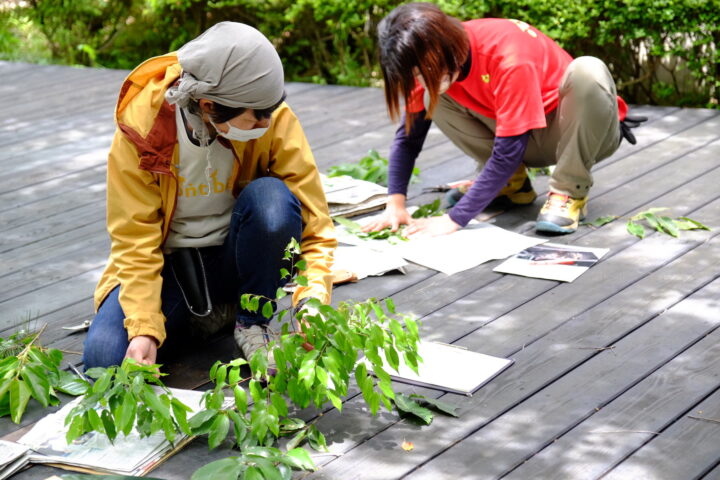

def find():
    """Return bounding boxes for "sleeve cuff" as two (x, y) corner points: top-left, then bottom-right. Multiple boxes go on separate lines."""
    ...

(123, 312), (167, 347)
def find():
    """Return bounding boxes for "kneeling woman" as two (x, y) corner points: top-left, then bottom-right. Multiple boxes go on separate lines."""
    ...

(84, 22), (336, 369)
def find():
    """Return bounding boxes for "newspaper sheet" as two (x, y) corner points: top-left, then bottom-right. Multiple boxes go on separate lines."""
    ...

(493, 242), (609, 282)
(16, 388), (219, 477)
(321, 174), (388, 218)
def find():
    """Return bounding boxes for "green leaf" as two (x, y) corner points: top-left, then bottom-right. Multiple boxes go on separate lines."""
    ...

(307, 425), (328, 452)
(119, 391), (137, 435)
(315, 366), (329, 387)
(248, 296), (259, 313)
(394, 393), (433, 425)
(101, 409), (118, 441)
(409, 394), (459, 417)
(143, 388), (171, 420)
(93, 370), (113, 395)
(333, 216), (362, 233)
(189, 409), (218, 434)
(275, 287), (287, 300)
(191, 457), (242, 480)
(676, 216), (711, 231)
(326, 391), (343, 411)
(9, 379), (31, 423)
(244, 466), (264, 480)
(262, 301), (274, 319)
(298, 350), (319, 388)
(172, 397), (191, 435)
(657, 215), (680, 237)
(385, 297), (396, 314)
(66, 412), (85, 443)
(227, 409), (248, 446)
(22, 365), (51, 407)
(87, 408), (104, 433)
(626, 220), (645, 238)
(295, 259), (308, 272)
(271, 392), (288, 417)
(295, 276), (309, 287)
(582, 215), (618, 227)
(285, 429), (307, 451)
(208, 413), (230, 449)
(54, 370), (89, 396)
(234, 385), (248, 414)
(285, 448), (316, 470)
(279, 268), (291, 280)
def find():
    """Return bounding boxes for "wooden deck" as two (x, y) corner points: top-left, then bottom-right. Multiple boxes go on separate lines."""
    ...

(1, 61), (720, 480)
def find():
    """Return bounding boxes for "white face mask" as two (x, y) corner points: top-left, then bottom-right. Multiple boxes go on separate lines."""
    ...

(212, 121), (268, 142)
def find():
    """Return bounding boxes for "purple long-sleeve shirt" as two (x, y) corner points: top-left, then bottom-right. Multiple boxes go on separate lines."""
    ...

(388, 111), (530, 227)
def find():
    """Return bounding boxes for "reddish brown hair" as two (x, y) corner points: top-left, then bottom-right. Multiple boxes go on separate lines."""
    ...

(378, 3), (469, 131)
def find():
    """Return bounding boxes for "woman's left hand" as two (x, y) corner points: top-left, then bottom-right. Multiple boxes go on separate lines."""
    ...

(404, 214), (460, 239)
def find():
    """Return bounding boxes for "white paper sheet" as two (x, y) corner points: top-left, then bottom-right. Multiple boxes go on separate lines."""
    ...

(333, 245), (407, 279)
(394, 223), (547, 275)
(365, 341), (514, 395)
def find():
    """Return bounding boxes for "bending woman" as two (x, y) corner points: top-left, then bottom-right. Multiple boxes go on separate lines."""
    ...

(366, 3), (642, 237)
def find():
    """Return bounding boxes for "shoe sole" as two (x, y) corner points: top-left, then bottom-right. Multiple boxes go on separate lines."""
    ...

(535, 220), (577, 234)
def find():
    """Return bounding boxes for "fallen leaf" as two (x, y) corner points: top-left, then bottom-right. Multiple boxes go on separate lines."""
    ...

(401, 440), (414, 451)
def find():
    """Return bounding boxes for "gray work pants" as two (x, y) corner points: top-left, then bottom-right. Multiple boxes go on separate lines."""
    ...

(430, 56), (621, 198)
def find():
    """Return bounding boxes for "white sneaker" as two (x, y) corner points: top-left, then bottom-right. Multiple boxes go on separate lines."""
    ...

(233, 324), (278, 371)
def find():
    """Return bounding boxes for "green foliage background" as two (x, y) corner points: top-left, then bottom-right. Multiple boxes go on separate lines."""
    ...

(1, 0), (718, 107)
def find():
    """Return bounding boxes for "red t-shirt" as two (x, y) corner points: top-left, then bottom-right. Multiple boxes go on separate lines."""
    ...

(408, 18), (628, 136)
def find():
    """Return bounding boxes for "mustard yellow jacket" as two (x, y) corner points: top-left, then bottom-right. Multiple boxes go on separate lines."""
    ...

(94, 54), (336, 346)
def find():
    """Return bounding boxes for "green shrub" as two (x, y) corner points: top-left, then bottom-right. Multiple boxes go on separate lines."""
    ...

(1, 0), (717, 107)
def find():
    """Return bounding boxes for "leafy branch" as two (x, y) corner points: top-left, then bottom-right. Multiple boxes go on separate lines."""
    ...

(59, 240), (454, 479)
(581, 208), (710, 238)
(327, 149), (419, 187)
(0, 326), (88, 424)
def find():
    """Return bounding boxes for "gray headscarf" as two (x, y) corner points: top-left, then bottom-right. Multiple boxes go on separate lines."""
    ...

(166, 21), (284, 110)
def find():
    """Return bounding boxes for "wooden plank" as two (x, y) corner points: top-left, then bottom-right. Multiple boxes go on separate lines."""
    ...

(0, 220), (106, 278)
(307, 154), (720, 478)
(603, 388), (720, 480)
(507, 318), (720, 479)
(701, 462), (720, 480)
(310, 210), (720, 478)
(410, 275), (720, 479)
(0, 164), (105, 213)
(0, 203), (105, 253)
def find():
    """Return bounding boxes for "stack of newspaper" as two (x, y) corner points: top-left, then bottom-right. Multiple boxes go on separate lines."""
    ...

(0, 388), (224, 479)
(321, 174), (388, 218)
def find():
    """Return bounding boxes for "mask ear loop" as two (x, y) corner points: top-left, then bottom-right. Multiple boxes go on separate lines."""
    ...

(202, 149), (212, 197)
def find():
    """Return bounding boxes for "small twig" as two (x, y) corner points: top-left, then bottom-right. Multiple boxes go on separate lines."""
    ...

(59, 349), (83, 355)
(575, 345), (616, 351)
(590, 430), (660, 435)
(688, 415), (720, 425)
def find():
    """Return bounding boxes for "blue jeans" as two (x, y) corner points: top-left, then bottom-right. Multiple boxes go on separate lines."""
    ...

(83, 177), (302, 368)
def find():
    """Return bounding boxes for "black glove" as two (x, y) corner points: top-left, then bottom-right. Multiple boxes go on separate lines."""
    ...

(619, 115), (648, 145)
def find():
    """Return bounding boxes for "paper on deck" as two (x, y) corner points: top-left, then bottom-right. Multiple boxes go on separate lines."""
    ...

(493, 242), (609, 282)
(17, 388), (217, 476)
(395, 223), (547, 275)
(321, 174), (388, 217)
(364, 341), (514, 395)
(333, 245), (407, 279)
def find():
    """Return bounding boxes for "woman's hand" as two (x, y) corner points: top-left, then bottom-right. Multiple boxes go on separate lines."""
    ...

(125, 335), (158, 365)
(404, 214), (460, 238)
(362, 194), (413, 232)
